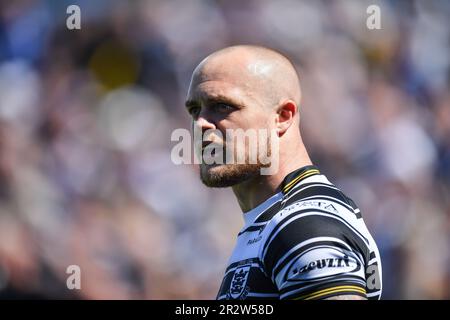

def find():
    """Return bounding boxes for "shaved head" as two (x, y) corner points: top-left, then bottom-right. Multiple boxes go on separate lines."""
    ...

(191, 45), (301, 110)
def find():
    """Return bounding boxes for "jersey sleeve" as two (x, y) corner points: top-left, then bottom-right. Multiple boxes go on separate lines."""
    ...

(260, 211), (370, 300)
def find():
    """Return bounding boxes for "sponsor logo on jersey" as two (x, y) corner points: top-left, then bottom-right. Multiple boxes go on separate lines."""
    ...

(285, 200), (338, 214)
(247, 235), (262, 245)
(285, 246), (361, 282)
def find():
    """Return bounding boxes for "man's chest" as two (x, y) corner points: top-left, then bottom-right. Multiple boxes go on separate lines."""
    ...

(216, 229), (279, 300)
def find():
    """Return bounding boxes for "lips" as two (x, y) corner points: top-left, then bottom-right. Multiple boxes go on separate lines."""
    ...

(202, 142), (226, 161)
(194, 139), (225, 162)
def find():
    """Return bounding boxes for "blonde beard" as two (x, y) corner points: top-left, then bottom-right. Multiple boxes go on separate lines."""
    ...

(200, 163), (262, 188)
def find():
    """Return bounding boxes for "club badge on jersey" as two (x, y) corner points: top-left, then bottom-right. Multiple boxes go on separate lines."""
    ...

(227, 265), (251, 299)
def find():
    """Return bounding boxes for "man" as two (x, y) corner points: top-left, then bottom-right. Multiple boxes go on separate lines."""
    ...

(185, 45), (382, 300)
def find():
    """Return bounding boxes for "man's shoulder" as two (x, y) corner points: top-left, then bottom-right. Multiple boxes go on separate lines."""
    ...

(266, 179), (361, 226)
(284, 180), (358, 210)
(258, 177), (372, 265)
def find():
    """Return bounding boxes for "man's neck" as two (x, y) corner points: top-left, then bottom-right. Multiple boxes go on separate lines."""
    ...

(232, 154), (312, 213)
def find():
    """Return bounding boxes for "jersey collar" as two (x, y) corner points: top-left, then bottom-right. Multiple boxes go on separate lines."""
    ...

(280, 165), (321, 194)
(242, 191), (283, 226)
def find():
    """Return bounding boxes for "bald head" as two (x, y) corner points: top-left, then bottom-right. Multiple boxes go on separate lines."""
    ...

(190, 45), (301, 111)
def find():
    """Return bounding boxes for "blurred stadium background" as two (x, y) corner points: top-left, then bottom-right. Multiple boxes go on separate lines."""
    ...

(0, 0), (449, 299)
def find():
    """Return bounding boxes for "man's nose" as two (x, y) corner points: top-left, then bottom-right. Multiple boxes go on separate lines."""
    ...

(194, 115), (216, 132)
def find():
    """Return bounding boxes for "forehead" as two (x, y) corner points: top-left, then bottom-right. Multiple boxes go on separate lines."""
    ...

(187, 79), (243, 102)
(186, 55), (267, 106)
(186, 67), (253, 106)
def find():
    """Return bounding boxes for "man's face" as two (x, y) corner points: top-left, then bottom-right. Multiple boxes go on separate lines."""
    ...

(185, 67), (274, 187)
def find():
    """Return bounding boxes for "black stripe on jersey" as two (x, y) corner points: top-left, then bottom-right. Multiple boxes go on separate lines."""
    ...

(217, 266), (279, 299)
(282, 184), (359, 213)
(263, 207), (370, 259)
(239, 201), (282, 235)
(217, 293), (280, 300)
(224, 258), (261, 273)
(240, 293), (279, 300)
(216, 275), (228, 299)
(252, 182), (339, 223)
(280, 276), (367, 300)
(245, 268), (279, 294)
(243, 182), (348, 235)
(262, 214), (371, 275)
(284, 181), (338, 194)
(254, 201), (283, 223)
(238, 224), (266, 236)
(272, 240), (353, 280)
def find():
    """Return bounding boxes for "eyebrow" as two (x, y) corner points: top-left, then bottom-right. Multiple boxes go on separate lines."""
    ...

(185, 94), (241, 109)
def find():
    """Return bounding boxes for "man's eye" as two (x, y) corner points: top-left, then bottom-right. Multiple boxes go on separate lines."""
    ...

(214, 103), (234, 113)
(188, 106), (200, 116)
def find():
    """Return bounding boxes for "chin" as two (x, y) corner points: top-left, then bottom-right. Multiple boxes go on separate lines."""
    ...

(200, 163), (261, 188)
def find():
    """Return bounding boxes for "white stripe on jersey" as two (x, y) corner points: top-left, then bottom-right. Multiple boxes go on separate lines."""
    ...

(261, 210), (370, 261)
(271, 236), (354, 280)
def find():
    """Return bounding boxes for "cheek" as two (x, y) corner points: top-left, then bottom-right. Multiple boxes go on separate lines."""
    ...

(217, 110), (273, 133)
(249, 112), (274, 131)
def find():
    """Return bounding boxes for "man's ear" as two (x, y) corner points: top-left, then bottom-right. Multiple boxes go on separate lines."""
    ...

(276, 100), (297, 136)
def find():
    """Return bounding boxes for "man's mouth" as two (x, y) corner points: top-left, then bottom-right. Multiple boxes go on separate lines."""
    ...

(203, 143), (223, 155)
(202, 142), (225, 162)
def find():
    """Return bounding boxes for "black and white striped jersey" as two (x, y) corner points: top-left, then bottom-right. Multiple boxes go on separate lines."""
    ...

(216, 165), (382, 300)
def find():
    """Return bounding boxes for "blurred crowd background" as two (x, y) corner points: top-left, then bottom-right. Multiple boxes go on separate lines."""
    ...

(0, 0), (449, 299)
